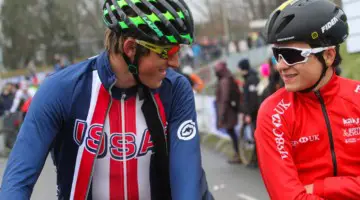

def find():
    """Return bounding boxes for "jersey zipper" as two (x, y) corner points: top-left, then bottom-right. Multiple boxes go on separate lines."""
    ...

(150, 92), (168, 154)
(315, 91), (337, 176)
(121, 92), (128, 200)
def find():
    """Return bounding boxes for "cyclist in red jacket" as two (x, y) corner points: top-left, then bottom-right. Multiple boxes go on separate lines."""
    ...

(255, 0), (360, 199)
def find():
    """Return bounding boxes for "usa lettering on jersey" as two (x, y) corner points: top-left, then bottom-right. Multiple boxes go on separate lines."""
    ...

(74, 120), (154, 159)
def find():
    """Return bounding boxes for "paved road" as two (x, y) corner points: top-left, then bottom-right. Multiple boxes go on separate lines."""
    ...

(0, 147), (268, 200)
(202, 148), (268, 200)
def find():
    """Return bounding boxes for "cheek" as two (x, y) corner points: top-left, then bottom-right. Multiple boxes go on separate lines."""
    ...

(138, 56), (157, 74)
(297, 60), (322, 84)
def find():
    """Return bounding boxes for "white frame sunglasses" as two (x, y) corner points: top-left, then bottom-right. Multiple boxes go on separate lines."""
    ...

(272, 46), (335, 66)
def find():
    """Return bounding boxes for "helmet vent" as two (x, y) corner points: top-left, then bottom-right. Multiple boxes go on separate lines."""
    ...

(123, 6), (137, 18)
(149, 1), (167, 13)
(267, 10), (281, 35)
(168, 1), (181, 12)
(154, 21), (171, 35)
(275, 14), (295, 34)
(137, 3), (152, 15)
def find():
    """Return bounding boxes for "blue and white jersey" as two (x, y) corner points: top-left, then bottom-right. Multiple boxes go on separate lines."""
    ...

(0, 51), (210, 200)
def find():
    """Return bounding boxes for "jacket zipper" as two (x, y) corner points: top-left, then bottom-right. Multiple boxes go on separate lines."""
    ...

(315, 91), (337, 176)
(150, 92), (168, 154)
(121, 93), (128, 200)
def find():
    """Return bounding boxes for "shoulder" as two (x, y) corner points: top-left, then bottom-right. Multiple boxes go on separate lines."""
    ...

(46, 58), (95, 83)
(36, 58), (95, 106)
(336, 76), (360, 107)
(162, 68), (193, 93)
(258, 88), (292, 118)
(158, 69), (194, 113)
(43, 58), (95, 90)
(164, 68), (188, 84)
(338, 76), (360, 95)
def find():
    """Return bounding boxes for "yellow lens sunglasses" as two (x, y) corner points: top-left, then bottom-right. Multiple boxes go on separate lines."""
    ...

(135, 39), (180, 59)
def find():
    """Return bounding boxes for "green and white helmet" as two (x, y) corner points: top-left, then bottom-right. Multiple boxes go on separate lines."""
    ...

(103, 0), (194, 45)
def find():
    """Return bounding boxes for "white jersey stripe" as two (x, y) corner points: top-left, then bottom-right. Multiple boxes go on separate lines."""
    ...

(70, 71), (102, 199)
(92, 114), (111, 199)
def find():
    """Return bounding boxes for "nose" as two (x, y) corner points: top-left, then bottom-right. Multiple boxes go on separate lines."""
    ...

(167, 53), (180, 69)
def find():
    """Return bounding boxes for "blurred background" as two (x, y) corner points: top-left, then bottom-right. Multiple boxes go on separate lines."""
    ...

(0, 0), (359, 199)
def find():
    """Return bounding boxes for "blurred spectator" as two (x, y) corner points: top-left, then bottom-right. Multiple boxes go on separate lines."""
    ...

(54, 54), (62, 71)
(26, 60), (37, 76)
(260, 56), (284, 102)
(247, 34), (253, 49)
(238, 40), (249, 52)
(247, 32), (266, 49)
(228, 41), (237, 54)
(9, 80), (30, 114)
(191, 43), (202, 68)
(238, 58), (260, 167)
(0, 83), (15, 116)
(214, 61), (241, 164)
(54, 54), (71, 72)
(181, 65), (204, 93)
(238, 58), (260, 122)
(257, 63), (271, 96)
(180, 45), (195, 67)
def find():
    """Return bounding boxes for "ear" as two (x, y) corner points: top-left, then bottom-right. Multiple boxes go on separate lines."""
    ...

(323, 47), (336, 67)
(123, 38), (137, 62)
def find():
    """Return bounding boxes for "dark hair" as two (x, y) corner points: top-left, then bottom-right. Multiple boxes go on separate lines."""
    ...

(333, 45), (342, 67)
(311, 44), (342, 68)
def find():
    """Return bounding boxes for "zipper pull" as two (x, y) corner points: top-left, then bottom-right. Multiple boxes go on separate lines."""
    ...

(121, 92), (126, 100)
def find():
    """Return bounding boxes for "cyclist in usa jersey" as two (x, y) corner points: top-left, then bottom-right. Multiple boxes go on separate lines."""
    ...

(0, 0), (213, 199)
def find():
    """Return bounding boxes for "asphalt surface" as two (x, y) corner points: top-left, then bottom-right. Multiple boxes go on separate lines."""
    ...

(0, 147), (269, 200)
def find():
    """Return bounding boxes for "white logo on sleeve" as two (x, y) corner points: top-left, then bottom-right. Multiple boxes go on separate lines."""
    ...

(177, 120), (197, 141)
(355, 85), (360, 93)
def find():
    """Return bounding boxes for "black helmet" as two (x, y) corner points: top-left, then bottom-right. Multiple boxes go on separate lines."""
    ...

(102, 0), (194, 45)
(265, 0), (348, 47)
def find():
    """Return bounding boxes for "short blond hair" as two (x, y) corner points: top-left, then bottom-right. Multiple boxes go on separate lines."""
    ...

(104, 28), (150, 56)
(104, 28), (124, 54)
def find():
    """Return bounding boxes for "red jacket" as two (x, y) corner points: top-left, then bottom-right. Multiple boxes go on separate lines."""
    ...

(255, 74), (360, 200)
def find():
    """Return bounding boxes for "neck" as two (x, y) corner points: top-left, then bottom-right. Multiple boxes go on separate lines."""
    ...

(313, 66), (334, 91)
(109, 53), (137, 89)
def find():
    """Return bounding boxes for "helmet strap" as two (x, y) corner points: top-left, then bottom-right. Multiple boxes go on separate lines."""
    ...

(121, 47), (142, 85)
(299, 53), (328, 93)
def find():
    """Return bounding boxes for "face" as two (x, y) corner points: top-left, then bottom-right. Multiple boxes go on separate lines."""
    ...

(274, 42), (325, 92)
(137, 48), (180, 89)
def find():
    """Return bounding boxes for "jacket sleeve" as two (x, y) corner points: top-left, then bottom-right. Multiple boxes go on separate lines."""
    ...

(168, 76), (211, 200)
(0, 78), (67, 199)
(216, 78), (231, 124)
(255, 103), (324, 200)
(313, 176), (360, 199)
(243, 76), (260, 116)
(189, 74), (204, 93)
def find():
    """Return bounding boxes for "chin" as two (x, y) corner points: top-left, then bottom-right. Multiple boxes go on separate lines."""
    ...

(285, 83), (312, 92)
(284, 84), (300, 92)
(146, 81), (163, 89)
